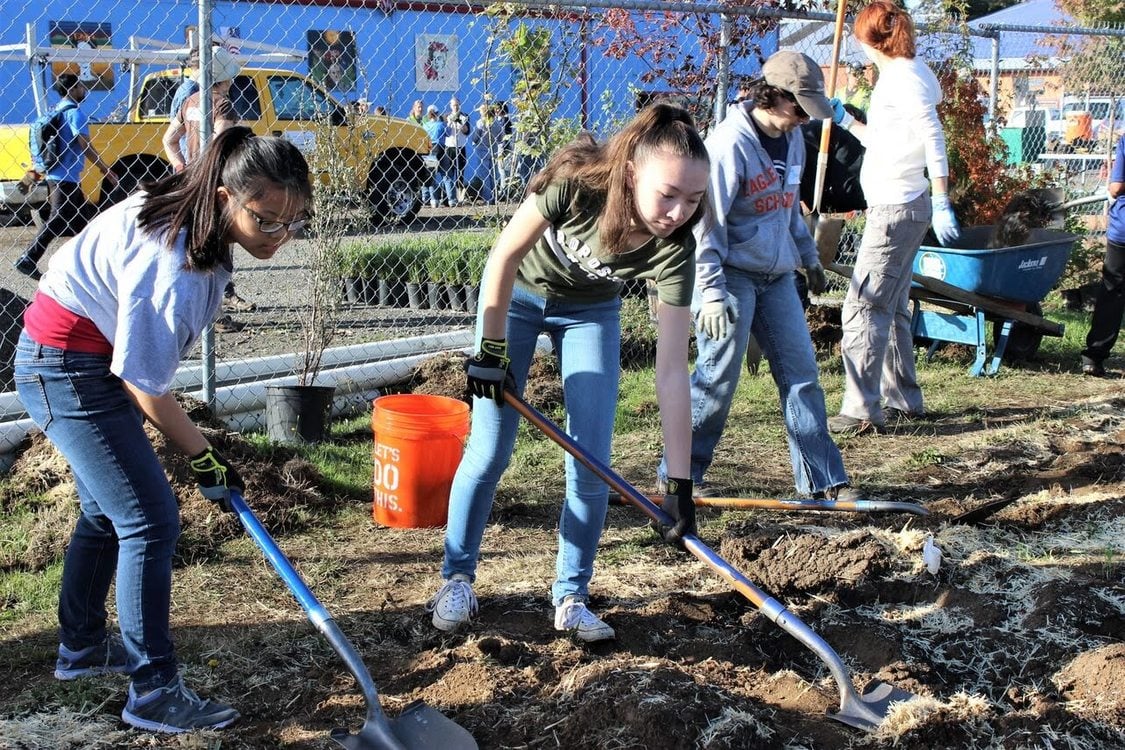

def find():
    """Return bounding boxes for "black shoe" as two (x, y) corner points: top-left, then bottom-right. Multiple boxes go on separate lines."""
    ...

(212, 315), (246, 333)
(883, 407), (924, 426)
(1081, 358), (1105, 377)
(14, 255), (41, 280)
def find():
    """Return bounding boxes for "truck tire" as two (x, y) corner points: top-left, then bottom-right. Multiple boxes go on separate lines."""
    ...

(367, 150), (424, 227)
(101, 156), (172, 208)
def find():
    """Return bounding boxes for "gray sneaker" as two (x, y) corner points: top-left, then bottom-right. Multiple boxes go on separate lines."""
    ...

(554, 596), (615, 642)
(426, 574), (477, 632)
(121, 674), (240, 733)
(54, 634), (130, 680)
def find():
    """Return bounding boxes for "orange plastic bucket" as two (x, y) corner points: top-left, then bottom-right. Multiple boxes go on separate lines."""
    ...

(371, 394), (470, 528)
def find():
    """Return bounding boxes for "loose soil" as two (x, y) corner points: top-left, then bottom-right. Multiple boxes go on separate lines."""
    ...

(1, 355), (1123, 749)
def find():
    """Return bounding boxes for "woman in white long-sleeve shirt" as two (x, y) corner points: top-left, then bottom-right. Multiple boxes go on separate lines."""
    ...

(826, 0), (960, 436)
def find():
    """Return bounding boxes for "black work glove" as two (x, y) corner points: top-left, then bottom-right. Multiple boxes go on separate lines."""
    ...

(465, 338), (515, 405)
(654, 477), (696, 548)
(189, 446), (243, 513)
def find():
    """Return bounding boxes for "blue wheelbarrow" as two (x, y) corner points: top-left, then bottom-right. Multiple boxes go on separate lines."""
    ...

(909, 226), (1080, 376)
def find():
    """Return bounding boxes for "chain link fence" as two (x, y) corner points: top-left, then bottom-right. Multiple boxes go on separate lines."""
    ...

(0, 1), (1122, 440)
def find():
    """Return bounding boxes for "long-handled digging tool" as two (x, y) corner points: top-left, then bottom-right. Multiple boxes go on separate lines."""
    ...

(503, 391), (919, 731)
(609, 493), (928, 516)
(228, 490), (478, 750)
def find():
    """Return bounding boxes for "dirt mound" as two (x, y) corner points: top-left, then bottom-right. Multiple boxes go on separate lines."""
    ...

(549, 661), (786, 750)
(719, 522), (890, 596)
(1055, 643), (1125, 719)
(408, 351), (564, 413)
(1, 395), (340, 572)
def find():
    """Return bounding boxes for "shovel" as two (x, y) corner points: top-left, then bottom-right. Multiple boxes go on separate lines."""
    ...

(608, 493), (928, 516)
(503, 391), (918, 731)
(228, 490), (478, 750)
(1008, 187), (1108, 228)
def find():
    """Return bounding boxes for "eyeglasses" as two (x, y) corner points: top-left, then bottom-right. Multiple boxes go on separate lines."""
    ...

(240, 203), (311, 234)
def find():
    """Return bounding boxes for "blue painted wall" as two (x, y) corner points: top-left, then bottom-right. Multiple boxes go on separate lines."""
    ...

(0, 2), (775, 131)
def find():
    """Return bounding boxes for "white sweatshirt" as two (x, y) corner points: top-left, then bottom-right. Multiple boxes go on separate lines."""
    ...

(856, 56), (949, 206)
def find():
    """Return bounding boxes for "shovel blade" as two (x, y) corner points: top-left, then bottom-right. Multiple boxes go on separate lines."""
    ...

(828, 680), (919, 732)
(331, 701), (477, 750)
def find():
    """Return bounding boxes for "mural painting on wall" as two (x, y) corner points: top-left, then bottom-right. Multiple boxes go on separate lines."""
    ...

(308, 30), (357, 93)
(49, 21), (114, 91)
(416, 34), (458, 92)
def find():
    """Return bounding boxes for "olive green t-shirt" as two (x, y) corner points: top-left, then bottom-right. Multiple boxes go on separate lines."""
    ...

(515, 179), (695, 306)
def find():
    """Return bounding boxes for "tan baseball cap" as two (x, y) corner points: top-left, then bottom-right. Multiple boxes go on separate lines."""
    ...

(761, 51), (832, 119)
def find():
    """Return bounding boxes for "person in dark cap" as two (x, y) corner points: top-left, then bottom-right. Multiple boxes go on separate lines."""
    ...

(658, 50), (861, 503)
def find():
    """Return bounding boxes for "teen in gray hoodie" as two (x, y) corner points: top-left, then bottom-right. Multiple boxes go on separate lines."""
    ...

(660, 51), (858, 502)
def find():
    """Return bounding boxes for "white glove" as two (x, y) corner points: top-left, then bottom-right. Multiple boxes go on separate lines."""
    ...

(696, 298), (735, 341)
(931, 193), (961, 247)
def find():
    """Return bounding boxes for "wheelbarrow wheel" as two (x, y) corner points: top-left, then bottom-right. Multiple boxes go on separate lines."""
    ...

(992, 302), (1044, 362)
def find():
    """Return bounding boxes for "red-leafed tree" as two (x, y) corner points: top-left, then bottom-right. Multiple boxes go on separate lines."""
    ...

(593, 2), (783, 130)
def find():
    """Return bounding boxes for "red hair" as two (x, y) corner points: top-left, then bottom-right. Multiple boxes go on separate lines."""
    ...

(854, 1), (916, 60)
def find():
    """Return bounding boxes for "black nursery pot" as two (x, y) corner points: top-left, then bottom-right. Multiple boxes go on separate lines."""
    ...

(265, 384), (336, 444)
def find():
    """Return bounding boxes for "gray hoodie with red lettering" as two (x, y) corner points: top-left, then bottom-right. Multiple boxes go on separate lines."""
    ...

(695, 103), (818, 304)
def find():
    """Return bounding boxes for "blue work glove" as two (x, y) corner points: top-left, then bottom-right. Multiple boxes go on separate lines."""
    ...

(805, 263), (827, 295)
(931, 193), (961, 246)
(654, 477), (696, 548)
(696, 298), (735, 341)
(829, 97), (855, 129)
(465, 337), (515, 405)
(189, 446), (243, 513)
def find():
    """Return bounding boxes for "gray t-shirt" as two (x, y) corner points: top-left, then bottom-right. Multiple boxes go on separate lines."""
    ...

(40, 193), (232, 395)
(517, 178), (695, 306)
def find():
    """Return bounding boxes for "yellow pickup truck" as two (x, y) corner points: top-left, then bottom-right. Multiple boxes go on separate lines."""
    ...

(0, 67), (431, 226)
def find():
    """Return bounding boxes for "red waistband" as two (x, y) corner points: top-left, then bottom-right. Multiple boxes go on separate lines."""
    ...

(24, 291), (113, 355)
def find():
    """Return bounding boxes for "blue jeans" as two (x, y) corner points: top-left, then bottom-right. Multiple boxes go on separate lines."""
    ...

(14, 333), (180, 691)
(684, 269), (848, 495)
(443, 286), (621, 605)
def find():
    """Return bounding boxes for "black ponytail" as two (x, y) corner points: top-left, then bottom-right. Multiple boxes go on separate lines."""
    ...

(138, 127), (312, 271)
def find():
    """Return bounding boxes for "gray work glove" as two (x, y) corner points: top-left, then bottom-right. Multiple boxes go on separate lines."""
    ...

(696, 298), (735, 341)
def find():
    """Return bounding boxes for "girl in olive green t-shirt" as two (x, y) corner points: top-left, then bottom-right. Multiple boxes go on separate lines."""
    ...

(428, 104), (711, 642)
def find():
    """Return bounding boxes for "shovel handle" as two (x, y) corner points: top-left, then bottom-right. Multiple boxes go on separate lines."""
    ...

(230, 491), (403, 748)
(503, 390), (879, 723)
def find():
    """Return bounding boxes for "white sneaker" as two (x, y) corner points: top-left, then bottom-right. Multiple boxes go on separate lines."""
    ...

(426, 574), (477, 632)
(554, 596), (615, 642)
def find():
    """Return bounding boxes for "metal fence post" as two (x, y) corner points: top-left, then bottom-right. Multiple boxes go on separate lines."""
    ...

(714, 13), (731, 126)
(989, 34), (999, 125)
(198, 0), (217, 409)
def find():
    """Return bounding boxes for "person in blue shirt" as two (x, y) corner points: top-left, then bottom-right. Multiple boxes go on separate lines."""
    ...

(1080, 133), (1125, 376)
(421, 104), (447, 208)
(14, 73), (117, 280)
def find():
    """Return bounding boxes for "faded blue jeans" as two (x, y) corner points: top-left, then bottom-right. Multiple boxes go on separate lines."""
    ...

(684, 269), (848, 496)
(443, 286), (621, 605)
(14, 332), (180, 692)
